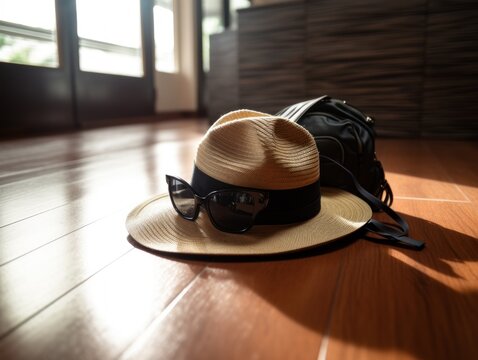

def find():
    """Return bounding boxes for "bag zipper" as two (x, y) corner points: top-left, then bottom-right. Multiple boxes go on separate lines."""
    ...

(334, 99), (369, 126)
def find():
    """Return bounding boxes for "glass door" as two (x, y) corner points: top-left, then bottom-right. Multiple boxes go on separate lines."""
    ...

(76, 0), (144, 77)
(0, 0), (155, 134)
(0, 0), (75, 133)
(0, 0), (59, 67)
(72, 0), (154, 126)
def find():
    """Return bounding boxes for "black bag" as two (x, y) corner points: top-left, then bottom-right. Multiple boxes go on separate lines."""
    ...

(276, 95), (393, 207)
(277, 96), (424, 250)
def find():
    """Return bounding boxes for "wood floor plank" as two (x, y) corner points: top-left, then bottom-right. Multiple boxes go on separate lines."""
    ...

(307, 139), (477, 360)
(0, 120), (208, 178)
(0, 139), (199, 263)
(0, 199), (126, 266)
(0, 119), (208, 354)
(324, 189), (478, 359)
(119, 254), (347, 360)
(0, 211), (135, 337)
(425, 140), (478, 203)
(0, 138), (200, 227)
(376, 139), (471, 202)
(0, 249), (204, 360)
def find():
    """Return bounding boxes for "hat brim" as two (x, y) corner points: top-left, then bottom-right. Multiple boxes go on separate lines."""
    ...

(125, 187), (372, 256)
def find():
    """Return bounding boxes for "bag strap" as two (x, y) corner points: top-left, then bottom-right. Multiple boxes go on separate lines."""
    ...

(276, 96), (329, 121)
(320, 155), (424, 250)
(377, 179), (393, 206)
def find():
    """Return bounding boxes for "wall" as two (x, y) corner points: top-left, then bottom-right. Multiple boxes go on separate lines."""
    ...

(209, 0), (478, 137)
(155, 0), (198, 113)
(208, 31), (238, 122)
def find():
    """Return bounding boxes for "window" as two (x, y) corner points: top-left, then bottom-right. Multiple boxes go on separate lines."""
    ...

(200, 0), (250, 73)
(76, 0), (143, 77)
(0, 0), (58, 67)
(201, 0), (224, 73)
(229, 0), (250, 30)
(154, 0), (177, 73)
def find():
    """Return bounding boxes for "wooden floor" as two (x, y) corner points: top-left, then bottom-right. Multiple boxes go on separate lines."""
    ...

(0, 119), (477, 360)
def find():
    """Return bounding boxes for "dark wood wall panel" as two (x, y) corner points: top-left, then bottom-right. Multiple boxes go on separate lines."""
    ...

(208, 0), (478, 137)
(238, 3), (306, 114)
(422, 2), (478, 137)
(306, 0), (427, 136)
(208, 31), (239, 123)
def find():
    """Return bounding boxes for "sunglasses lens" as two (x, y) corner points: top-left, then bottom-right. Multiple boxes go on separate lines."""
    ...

(169, 178), (196, 219)
(208, 191), (258, 232)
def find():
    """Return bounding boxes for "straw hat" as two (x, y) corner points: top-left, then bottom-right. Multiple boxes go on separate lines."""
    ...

(126, 110), (372, 256)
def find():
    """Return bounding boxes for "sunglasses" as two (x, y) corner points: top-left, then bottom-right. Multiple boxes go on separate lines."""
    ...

(166, 175), (269, 233)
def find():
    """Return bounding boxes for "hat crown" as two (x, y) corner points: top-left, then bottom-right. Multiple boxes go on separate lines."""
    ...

(195, 110), (320, 190)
